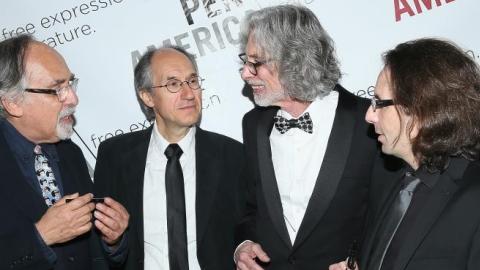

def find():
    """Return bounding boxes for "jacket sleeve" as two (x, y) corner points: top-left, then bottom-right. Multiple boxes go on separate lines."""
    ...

(92, 140), (129, 268)
(234, 112), (259, 245)
(0, 209), (54, 269)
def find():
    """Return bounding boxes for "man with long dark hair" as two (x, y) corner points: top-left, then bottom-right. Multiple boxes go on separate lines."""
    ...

(331, 38), (480, 270)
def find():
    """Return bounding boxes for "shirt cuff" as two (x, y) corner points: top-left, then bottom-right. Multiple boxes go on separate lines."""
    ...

(233, 240), (253, 263)
(101, 233), (128, 261)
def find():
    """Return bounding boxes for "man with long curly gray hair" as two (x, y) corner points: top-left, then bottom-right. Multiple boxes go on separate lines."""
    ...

(235, 4), (379, 270)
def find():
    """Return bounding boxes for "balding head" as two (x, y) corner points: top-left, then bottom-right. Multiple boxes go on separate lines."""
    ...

(0, 35), (78, 143)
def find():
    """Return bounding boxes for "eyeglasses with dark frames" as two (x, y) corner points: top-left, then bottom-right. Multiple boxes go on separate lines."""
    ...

(151, 75), (204, 93)
(24, 77), (79, 102)
(370, 96), (394, 112)
(238, 53), (269, 75)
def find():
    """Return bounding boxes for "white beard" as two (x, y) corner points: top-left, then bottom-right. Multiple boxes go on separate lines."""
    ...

(56, 106), (76, 140)
(253, 88), (286, 107)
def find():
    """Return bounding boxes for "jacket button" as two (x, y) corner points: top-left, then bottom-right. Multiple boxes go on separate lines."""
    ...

(288, 256), (296, 264)
(68, 256), (75, 262)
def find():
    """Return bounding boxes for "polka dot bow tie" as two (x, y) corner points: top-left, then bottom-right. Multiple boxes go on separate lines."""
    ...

(273, 112), (313, 134)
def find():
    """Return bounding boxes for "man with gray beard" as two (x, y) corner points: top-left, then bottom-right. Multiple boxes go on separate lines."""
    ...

(0, 35), (128, 270)
(235, 5), (379, 270)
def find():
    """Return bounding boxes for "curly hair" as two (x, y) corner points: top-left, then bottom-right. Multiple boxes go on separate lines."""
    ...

(239, 4), (341, 101)
(385, 38), (480, 172)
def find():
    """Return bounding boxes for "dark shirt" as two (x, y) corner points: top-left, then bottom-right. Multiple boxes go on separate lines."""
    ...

(380, 166), (441, 270)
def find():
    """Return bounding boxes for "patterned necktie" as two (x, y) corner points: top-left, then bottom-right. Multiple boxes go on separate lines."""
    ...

(368, 172), (421, 270)
(274, 112), (313, 134)
(164, 144), (189, 270)
(34, 145), (61, 207)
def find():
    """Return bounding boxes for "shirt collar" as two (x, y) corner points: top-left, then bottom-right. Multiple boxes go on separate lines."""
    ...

(406, 164), (440, 189)
(276, 91), (339, 126)
(151, 120), (196, 159)
(0, 119), (59, 162)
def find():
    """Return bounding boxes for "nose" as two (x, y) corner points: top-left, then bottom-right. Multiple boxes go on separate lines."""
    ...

(64, 88), (79, 106)
(240, 65), (255, 80)
(365, 105), (377, 124)
(180, 82), (195, 100)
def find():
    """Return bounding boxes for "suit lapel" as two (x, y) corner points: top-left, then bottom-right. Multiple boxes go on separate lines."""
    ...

(257, 107), (293, 248)
(124, 128), (151, 254)
(57, 141), (92, 195)
(195, 128), (221, 246)
(293, 87), (356, 249)
(360, 168), (405, 269)
(0, 133), (47, 221)
(391, 159), (467, 270)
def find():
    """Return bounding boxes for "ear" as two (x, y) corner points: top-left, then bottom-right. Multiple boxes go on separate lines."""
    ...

(139, 90), (155, 108)
(1, 96), (24, 118)
(404, 114), (419, 140)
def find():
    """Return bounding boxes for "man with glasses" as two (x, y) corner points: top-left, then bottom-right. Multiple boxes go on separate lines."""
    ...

(331, 38), (480, 270)
(93, 46), (245, 270)
(0, 35), (128, 270)
(234, 5), (379, 270)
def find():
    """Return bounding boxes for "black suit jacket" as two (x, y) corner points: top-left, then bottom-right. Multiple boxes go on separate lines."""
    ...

(360, 158), (480, 270)
(94, 126), (245, 270)
(0, 131), (108, 270)
(237, 85), (379, 269)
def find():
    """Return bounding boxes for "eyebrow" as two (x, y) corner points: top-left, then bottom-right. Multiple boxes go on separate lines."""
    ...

(50, 74), (75, 87)
(165, 73), (198, 81)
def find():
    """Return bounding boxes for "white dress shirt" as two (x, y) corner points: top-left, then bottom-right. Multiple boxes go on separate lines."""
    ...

(143, 121), (201, 270)
(271, 91), (338, 243)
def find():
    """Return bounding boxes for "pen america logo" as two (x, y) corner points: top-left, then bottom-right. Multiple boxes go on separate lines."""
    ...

(179, 0), (244, 25)
(394, 0), (456, 22)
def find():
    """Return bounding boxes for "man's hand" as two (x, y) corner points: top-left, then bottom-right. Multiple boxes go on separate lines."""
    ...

(235, 241), (270, 270)
(35, 193), (95, 245)
(93, 197), (129, 246)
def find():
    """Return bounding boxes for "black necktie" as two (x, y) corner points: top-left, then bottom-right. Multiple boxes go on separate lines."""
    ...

(368, 172), (421, 270)
(274, 112), (313, 134)
(164, 144), (189, 270)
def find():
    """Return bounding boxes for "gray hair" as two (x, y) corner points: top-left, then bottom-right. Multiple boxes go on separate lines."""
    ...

(0, 34), (32, 118)
(239, 4), (341, 101)
(134, 45), (198, 121)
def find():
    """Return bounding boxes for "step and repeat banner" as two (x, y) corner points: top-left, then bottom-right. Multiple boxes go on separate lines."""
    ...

(2, 0), (479, 173)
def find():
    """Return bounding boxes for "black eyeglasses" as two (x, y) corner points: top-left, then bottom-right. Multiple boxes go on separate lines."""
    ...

(371, 96), (394, 112)
(151, 76), (204, 93)
(238, 53), (269, 75)
(24, 77), (79, 102)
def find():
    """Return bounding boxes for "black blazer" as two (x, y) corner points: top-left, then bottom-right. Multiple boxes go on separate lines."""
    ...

(94, 126), (245, 270)
(0, 132), (108, 270)
(236, 85), (379, 269)
(360, 158), (480, 270)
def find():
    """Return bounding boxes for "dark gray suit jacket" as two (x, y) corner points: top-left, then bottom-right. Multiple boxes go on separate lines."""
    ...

(0, 131), (109, 270)
(94, 126), (245, 270)
(361, 157), (480, 270)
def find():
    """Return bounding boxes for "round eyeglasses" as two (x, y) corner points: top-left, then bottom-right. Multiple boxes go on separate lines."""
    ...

(24, 77), (79, 102)
(238, 53), (269, 75)
(151, 76), (204, 93)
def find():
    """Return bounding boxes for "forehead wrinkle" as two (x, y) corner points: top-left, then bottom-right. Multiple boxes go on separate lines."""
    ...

(24, 42), (71, 88)
(165, 72), (197, 81)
